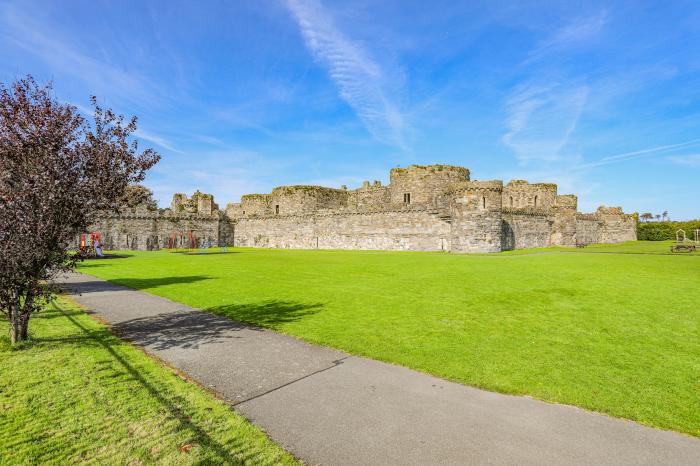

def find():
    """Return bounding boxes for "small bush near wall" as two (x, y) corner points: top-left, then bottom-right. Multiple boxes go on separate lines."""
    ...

(637, 221), (700, 240)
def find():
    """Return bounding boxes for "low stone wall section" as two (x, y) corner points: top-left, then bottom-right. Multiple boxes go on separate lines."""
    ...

(87, 213), (222, 250)
(232, 209), (451, 252)
(501, 210), (552, 250)
(575, 217), (601, 245)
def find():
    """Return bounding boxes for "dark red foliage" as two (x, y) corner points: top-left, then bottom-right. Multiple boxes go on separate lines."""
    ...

(0, 76), (159, 343)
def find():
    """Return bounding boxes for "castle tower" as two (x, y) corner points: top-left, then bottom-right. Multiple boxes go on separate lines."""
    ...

(170, 193), (188, 212)
(502, 180), (557, 209)
(449, 180), (503, 253)
(389, 165), (470, 208)
(550, 194), (578, 246)
(195, 192), (214, 216)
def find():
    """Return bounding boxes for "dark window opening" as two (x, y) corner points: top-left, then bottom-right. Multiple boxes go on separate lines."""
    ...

(534, 195), (538, 207)
(403, 193), (411, 204)
(483, 196), (486, 209)
(275, 205), (279, 215)
(509, 196), (513, 207)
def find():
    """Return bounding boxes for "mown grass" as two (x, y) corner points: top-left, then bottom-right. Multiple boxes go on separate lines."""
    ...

(569, 240), (699, 255)
(0, 299), (298, 466)
(497, 240), (699, 255)
(77, 242), (700, 437)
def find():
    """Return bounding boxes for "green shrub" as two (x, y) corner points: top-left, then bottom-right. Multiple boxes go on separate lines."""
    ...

(638, 221), (700, 241)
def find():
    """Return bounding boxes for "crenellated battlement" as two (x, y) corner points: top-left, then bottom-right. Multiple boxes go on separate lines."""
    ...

(450, 180), (504, 193)
(389, 164), (470, 178)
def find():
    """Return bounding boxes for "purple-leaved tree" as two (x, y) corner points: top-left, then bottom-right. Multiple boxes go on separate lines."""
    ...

(0, 76), (160, 344)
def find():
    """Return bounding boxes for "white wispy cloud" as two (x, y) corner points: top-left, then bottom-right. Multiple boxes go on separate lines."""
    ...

(0, 3), (162, 108)
(146, 148), (281, 207)
(666, 154), (700, 167)
(193, 134), (227, 147)
(524, 10), (608, 64)
(285, 0), (407, 149)
(575, 138), (700, 169)
(69, 101), (181, 155)
(499, 10), (615, 208)
(502, 81), (589, 163)
(134, 129), (184, 154)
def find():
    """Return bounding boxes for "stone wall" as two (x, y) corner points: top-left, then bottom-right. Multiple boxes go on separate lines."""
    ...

(87, 164), (637, 253)
(501, 209), (553, 250)
(596, 207), (638, 243)
(171, 191), (216, 215)
(503, 180), (557, 209)
(238, 194), (271, 217)
(270, 186), (348, 216)
(347, 182), (391, 212)
(232, 209), (451, 251)
(89, 212), (222, 250)
(449, 181), (503, 253)
(84, 192), (225, 250)
(388, 165), (470, 208)
(576, 216), (602, 245)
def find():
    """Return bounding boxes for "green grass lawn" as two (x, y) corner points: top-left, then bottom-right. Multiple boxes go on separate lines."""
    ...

(0, 299), (298, 465)
(497, 239), (699, 255)
(76, 242), (700, 437)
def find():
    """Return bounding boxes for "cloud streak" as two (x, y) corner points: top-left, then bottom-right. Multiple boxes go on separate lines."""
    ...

(666, 154), (700, 167)
(134, 129), (184, 154)
(0, 3), (163, 109)
(285, 0), (407, 148)
(524, 10), (608, 65)
(575, 138), (700, 169)
(503, 81), (589, 163)
(71, 101), (182, 155)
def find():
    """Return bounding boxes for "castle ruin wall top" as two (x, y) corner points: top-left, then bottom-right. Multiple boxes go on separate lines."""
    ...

(388, 164), (471, 208)
(90, 163), (637, 253)
(218, 165), (634, 236)
(503, 180), (558, 209)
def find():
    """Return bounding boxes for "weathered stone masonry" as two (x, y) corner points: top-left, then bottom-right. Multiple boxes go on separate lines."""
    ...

(89, 164), (636, 253)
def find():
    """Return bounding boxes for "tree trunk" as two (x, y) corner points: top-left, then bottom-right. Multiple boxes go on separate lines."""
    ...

(7, 287), (33, 344)
(9, 301), (20, 344)
(19, 311), (30, 341)
(19, 288), (35, 341)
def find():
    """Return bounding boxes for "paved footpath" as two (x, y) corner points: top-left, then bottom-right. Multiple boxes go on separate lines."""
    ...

(60, 273), (700, 465)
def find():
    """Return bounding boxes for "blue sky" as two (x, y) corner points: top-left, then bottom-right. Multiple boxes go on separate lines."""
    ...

(1, 1), (699, 218)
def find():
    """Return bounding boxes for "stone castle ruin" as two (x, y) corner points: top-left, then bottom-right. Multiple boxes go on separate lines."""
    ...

(90, 164), (636, 253)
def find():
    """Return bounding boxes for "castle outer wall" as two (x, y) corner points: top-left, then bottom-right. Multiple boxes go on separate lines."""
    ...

(87, 164), (636, 253)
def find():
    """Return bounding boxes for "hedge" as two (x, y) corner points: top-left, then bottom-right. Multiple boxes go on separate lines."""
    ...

(637, 221), (700, 241)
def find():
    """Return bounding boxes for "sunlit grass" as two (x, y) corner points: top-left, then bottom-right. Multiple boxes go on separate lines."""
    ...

(496, 240), (698, 255)
(0, 299), (298, 465)
(77, 242), (700, 437)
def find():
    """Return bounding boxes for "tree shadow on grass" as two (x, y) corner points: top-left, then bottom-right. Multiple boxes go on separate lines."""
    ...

(205, 301), (324, 330)
(34, 309), (84, 319)
(85, 253), (133, 260)
(60, 276), (211, 294)
(75, 263), (111, 269)
(110, 300), (324, 350)
(112, 276), (213, 291)
(112, 310), (255, 350)
(55, 307), (278, 465)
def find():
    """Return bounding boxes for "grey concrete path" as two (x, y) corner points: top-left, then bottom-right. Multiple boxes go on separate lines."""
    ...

(60, 273), (700, 465)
